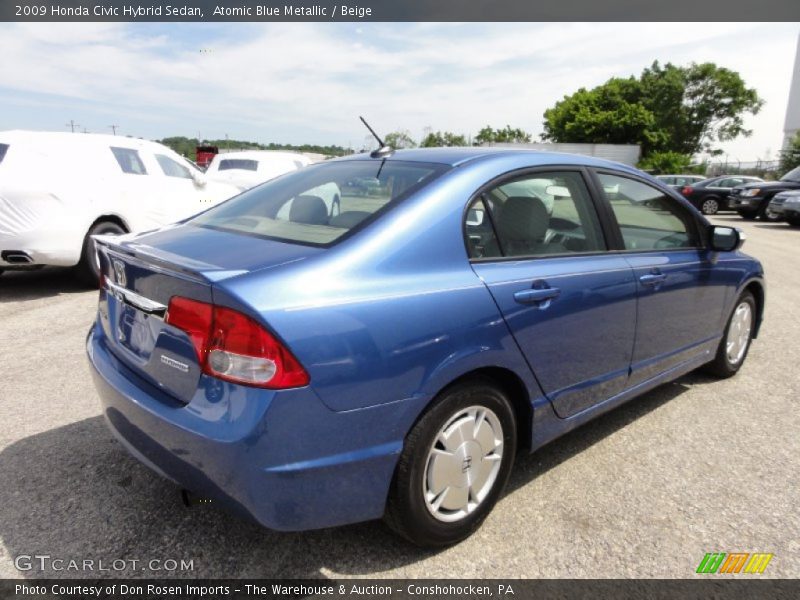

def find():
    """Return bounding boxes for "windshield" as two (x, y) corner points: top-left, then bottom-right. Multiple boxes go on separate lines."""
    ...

(191, 159), (449, 246)
(781, 166), (800, 182)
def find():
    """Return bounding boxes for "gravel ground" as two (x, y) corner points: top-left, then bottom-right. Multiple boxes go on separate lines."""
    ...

(0, 215), (797, 579)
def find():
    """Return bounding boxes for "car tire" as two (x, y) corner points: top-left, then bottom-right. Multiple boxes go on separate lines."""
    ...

(737, 211), (757, 221)
(700, 197), (720, 215)
(758, 203), (782, 222)
(703, 291), (756, 378)
(787, 218), (800, 227)
(77, 221), (125, 286)
(384, 378), (517, 547)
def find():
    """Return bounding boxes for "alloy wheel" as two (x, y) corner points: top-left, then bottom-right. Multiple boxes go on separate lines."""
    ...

(726, 301), (752, 365)
(423, 406), (504, 523)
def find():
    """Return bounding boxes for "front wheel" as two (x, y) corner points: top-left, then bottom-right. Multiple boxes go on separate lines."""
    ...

(703, 291), (756, 378)
(737, 211), (757, 221)
(77, 221), (125, 286)
(759, 203), (782, 222)
(786, 217), (800, 227)
(700, 197), (720, 215)
(384, 379), (517, 547)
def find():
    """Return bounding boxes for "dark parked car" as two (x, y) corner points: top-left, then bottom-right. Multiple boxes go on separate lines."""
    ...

(768, 190), (800, 226)
(87, 148), (764, 547)
(729, 166), (800, 221)
(680, 175), (764, 215)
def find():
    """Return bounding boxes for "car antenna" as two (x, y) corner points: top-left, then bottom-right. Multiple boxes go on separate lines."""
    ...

(359, 116), (393, 159)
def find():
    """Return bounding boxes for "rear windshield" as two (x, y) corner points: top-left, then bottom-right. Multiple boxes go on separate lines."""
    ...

(218, 158), (259, 172)
(191, 159), (448, 246)
(0, 143), (8, 165)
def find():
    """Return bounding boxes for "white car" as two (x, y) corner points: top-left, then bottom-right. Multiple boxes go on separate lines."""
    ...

(0, 131), (240, 282)
(206, 150), (342, 217)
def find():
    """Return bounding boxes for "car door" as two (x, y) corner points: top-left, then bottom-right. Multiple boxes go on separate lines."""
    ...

(469, 168), (638, 419)
(593, 171), (729, 386)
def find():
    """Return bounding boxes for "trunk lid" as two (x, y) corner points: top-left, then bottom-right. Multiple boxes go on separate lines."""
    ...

(94, 223), (321, 403)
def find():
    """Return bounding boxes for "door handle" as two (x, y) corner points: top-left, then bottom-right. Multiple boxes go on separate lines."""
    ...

(639, 272), (667, 287)
(514, 286), (561, 306)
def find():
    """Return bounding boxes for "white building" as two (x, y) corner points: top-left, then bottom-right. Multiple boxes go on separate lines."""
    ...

(784, 34), (800, 149)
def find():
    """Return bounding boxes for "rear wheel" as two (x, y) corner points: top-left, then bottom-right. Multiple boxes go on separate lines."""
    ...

(703, 291), (755, 378)
(384, 379), (517, 547)
(77, 221), (125, 286)
(700, 197), (720, 215)
(787, 218), (800, 227)
(738, 211), (757, 221)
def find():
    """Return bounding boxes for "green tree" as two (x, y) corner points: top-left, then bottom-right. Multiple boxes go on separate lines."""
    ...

(637, 151), (693, 174)
(779, 133), (800, 174)
(384, 130), (417, 149)
(542, 61), (762, 158)
(420, 131), (468, 147)
(475, 125), (532, 144)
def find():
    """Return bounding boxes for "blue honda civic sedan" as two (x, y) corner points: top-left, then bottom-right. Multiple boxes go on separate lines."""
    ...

(87, 148), (764, 546)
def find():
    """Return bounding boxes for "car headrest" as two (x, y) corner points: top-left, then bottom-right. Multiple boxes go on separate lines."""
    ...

(289, 195), (328, 225)
(498, 196), (549, 243)
(329, 211), (371, 229)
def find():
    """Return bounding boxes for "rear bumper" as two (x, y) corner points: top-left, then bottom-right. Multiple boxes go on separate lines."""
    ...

(86, 323), (417, 531)
(0, 230), (82, 267)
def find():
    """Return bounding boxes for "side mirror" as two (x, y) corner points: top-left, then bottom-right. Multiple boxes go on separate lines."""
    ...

(191, 170), (207, 187)
(709, 225), (745, 252)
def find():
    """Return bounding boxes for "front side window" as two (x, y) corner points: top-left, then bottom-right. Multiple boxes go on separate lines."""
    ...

(156, 154), (192, 179)
(598, 173), (700, 251)
(467, 171), (605, 259)
(110, 147), (147, 175)
(191, 160), (448, 246)
(218, 159), (259, 172)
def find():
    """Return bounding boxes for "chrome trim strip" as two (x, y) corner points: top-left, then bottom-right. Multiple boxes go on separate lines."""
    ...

(105, 279), (168, 318)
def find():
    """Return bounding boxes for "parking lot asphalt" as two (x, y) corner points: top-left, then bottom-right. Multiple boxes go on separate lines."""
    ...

(0, 215), (798, 579)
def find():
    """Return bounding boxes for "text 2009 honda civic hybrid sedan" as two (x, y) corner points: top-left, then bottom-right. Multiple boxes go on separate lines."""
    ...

(87, 148), (764, 546)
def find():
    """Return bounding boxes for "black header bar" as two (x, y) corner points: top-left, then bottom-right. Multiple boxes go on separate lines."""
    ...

(3, 0), (799, 22)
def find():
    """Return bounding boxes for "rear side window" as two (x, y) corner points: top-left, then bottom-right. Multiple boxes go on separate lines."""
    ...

(191, 160), (448, 246)
(598, 173), (700, 251)
(156, 154), (192, 179)
(111, 147), (147, 175)
(218, 159), (258, 172)
(468, 171), (605, 259)
(0, 143), (8, 165)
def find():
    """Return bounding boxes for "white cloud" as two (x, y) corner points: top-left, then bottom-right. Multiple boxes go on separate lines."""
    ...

(0, 22), (797, 160)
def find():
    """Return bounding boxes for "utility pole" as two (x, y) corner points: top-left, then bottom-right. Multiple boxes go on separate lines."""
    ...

(109, 125), (119, 135)
(66, 120), (79, 133)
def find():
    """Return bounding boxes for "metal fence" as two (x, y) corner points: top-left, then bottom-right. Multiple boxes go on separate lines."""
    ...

(704, 160), (781, 178)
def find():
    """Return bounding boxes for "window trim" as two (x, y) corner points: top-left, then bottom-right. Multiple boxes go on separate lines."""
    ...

(588, 168), (708, 253)
(462, 165), (615, 263)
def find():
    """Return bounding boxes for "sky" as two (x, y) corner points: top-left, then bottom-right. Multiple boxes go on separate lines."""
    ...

(0, 22), (798, 162)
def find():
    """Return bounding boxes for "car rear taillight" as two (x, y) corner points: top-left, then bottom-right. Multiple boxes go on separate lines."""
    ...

(681, 186), (693, 195)
(165, 297), (308, 389)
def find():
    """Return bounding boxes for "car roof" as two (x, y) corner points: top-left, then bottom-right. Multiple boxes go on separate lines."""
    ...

(0, 129), (171, 152)
(333, 147), (642, 174)
(212, 150), (310, 163)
